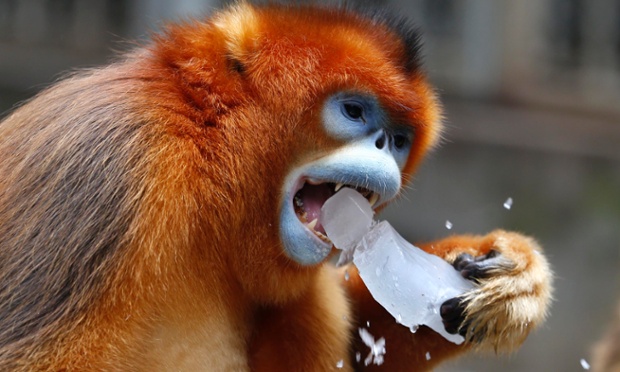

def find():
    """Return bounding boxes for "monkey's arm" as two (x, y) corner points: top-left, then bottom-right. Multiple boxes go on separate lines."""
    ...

(343, 230), (553, 371)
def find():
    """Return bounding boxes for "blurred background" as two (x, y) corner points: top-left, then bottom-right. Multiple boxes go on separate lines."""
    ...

(0, 0), (618, 370)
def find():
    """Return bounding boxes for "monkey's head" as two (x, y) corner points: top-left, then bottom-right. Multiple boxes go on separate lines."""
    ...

(145, 3), (442, 300)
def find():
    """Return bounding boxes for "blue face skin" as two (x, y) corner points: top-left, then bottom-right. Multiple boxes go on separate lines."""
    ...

(279, 92), (414, 265)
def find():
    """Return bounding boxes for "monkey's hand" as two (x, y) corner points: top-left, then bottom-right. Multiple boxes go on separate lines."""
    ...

(436, 230), (553, 352)
(343, 230), (552, 370)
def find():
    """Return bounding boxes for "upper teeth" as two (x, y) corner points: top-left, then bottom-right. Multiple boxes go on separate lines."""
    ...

(368, 192), (380, 207)
(332, 184), (380, 207)
(333, 184), (379, 207)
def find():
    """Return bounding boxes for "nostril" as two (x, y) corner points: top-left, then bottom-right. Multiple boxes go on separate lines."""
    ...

(375, 134), (386, 149)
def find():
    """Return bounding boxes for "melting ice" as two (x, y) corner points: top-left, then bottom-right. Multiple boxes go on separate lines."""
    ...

(321, 188), (475, 344)
(321, 188), (374, 266)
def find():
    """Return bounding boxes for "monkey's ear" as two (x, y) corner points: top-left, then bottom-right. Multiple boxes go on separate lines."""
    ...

(214, 3), (260, 70)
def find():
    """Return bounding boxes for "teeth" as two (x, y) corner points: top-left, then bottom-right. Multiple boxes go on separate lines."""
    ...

(307, 218), (318, 231)
(334, 183), (344, 192)
(368, 193), (380, 207)
(294, 196), (303, 208)
(317, 231), (330, 243)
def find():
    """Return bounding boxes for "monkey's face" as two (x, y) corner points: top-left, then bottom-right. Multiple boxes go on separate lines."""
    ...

(279, 92), (414, 264)
(205, 4), (442, 271)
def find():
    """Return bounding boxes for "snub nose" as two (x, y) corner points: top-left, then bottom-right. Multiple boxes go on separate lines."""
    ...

(375, 133), (387, 149)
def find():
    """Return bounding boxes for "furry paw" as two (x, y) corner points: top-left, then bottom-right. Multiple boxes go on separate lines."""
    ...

(439, 231), (553, 351)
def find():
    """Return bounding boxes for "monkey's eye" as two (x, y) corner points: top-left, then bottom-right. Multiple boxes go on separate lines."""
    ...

(342, 102), (365, 122)
(394, 134), (408, 149)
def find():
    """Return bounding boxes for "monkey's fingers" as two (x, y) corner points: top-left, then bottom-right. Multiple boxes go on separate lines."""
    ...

(440, 231), (553, 352)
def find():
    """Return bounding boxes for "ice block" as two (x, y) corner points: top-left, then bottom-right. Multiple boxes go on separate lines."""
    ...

(321, 189), (475, 344)
(354, 221), (474, 344)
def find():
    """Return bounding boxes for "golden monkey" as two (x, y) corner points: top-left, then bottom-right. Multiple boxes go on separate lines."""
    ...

(0, 3), (553, 371)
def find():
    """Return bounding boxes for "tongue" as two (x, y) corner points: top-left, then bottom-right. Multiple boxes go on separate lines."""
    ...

(300, 183), (333, 234)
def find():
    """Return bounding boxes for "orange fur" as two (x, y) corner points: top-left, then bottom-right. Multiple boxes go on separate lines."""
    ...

(0, 3), (551, 371)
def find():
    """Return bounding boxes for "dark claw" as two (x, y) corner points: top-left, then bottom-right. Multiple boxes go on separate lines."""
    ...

(452, 253), (474, 271)
(443, 250), (515, 339)
(479, 250), (499, 260)
(440, 297), (467, 335)
(458, 321), (470, 337)
(454, 250), (507, 280)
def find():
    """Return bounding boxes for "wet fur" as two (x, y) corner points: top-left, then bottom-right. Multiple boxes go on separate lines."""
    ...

(0, 3), (552, 371)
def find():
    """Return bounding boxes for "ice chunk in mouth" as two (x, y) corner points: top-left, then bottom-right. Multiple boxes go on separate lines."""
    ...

(321, 189), (475, 344)
(320, 188), (373, 265)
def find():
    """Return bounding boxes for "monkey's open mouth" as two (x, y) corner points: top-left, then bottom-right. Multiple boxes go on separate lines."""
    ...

(293, 180), (380, 243)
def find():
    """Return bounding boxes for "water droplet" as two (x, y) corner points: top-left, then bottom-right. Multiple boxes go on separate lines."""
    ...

(503, 197), (513, 210)
(425, 351), (431, 360)
(366, 320), (371, 327)
(580, 358), (590, 370)
(445, 220), (453, 229)
(344, 270), (350, 281)
(409, 325), (419, 333)
(336, 359), (344, 368)
(355, 352), (361, 362)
